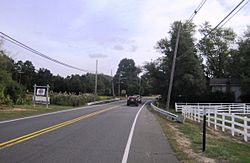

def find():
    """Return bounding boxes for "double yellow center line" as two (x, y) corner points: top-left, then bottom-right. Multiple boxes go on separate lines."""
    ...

(0, 106), (118, 150)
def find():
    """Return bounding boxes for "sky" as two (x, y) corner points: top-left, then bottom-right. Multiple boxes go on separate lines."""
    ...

(0, 0), (249, 77)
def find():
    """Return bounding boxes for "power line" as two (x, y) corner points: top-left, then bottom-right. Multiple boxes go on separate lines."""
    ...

(165, 0), (207, 110)
(220, 0), (250, 28)
(176, 0), (248, 60)
(188, 0), (207, 23)
(0, 32), (94, 73)
(204, 0), (246, 38)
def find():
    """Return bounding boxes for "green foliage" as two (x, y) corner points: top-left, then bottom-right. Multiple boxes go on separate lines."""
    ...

(198, 22), (237, 78)
(50, 92), (95, 106)
(4, 81), (26, 104)
(151, 21), (206, 102)
(12, 60), (36, 91)
(0, 51), (26, 105)
(114, 58), (141, 95)
(238, 26), (250, 100)
(142, 58), (166, 95)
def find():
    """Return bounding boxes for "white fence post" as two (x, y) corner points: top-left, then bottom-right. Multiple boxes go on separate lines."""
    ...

(232, 114), (235, 137)
(222, 114), (225, 132)
(244, 116), (248, 142)
(194, 108), (197, 121)
(178, 103), (249, 142)
(207, 109), (210, 127)
(192, 107), (194, 120)
(198, 108), (201, 122)
(214, 109), (217, 130)
(189, 107), (191, 120)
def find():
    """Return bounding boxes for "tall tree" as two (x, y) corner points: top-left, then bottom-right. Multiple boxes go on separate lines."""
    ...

(155, 21), (206, 102)
(35, 68), (53, 86)
(238, 26), (250, 101)
(142, 58), (166, 96)
(0, 46), (25, 104)
(13, 60), (36, 91)
(198, 22), (237, 78)
(114, 58), (141, 95)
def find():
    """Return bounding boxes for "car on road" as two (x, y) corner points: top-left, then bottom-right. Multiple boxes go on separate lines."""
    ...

(127, 95), (140, 106)
(134, 94), (142, 103)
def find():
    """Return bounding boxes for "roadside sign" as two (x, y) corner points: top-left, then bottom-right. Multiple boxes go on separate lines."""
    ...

(33, 84), (50, 108)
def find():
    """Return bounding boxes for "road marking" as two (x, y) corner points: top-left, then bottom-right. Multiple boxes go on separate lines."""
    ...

(121, 102), (148, 163)
(0, 101), (123, 124)
(0, 105), (119, 150)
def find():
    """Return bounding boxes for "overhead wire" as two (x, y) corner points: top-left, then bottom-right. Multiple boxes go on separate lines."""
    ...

(0, 32), (94, 73)
(220, 0), (250, 28)
(203, 0), (246, 38)
(177, 0), (248, 60)
(188, 0), (207, 23)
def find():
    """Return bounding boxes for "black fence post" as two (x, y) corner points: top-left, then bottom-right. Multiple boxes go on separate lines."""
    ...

(202, 108), (206, 152)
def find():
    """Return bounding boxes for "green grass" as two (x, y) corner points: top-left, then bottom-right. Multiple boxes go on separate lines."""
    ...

(0, 104), (74, 121)
(152, 108), (250, 163)
(98, 96), (111, 101)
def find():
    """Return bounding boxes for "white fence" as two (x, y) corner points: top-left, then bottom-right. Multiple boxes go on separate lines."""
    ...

(176, 103), (250, 115)
(181, 105), (250, 142)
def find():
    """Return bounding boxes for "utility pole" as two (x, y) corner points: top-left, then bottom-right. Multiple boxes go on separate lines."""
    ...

(94, 59), (98, 101)
(17, 71), (24, 84)
(166, 22), (182, 111)
(111, 70), (115, 97)
(118, 72), (121, 97)
(139, 77), (141, 95)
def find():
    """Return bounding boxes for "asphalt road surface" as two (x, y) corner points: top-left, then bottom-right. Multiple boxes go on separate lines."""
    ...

(0, 100), (179, 163)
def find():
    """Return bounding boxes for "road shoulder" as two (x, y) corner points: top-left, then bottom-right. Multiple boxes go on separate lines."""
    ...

(128, 104), (179, 163)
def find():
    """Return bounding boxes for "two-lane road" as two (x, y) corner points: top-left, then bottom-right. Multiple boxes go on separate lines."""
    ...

(0, 100), (179, 163)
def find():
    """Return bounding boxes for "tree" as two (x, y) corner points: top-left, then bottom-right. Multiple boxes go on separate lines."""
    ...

(155, 21), (206, 102)
(142, 58), (166, 96)
(198, 22), (237, 78)
(52, 75), (67, 93)
(0, 47), (25, 104)
(35, 68), (53, 86)
(114, 58), (141, 95)
(12, 60), (36, 91)
(84, 73), (95, 93)
(238, 26), (250, 101)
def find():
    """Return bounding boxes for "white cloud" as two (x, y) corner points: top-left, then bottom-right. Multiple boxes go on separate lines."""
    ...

(113, 44), (124, 51)
(89, 53), (107, 58)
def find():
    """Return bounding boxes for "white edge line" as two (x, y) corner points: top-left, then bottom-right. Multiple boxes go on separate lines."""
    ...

(0, 101), (123, 124)
(121, 102), (148, 163)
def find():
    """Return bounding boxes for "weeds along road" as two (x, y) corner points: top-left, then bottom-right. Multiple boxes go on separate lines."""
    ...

(0, 100), (178, 163)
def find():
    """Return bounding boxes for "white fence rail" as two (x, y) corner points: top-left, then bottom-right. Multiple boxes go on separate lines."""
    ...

(182, 105), (250, 142)
(176, 103), (250, 115)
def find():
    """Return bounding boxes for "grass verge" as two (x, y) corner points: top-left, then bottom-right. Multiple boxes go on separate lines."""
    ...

(0, 104), (74, 121)
(151, 108), (250, 163)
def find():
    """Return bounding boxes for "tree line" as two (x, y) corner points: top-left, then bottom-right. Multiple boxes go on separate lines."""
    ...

(1, 20), (250, 105)
(0, 46), (112, 105)
(141, 21), (250, 103)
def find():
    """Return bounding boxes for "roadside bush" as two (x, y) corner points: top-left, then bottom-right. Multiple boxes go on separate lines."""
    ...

(50, 92), (95, 106)
(3, 82), (26, 105)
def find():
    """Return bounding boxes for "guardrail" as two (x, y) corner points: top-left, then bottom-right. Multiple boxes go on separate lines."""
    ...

(87, 98), (120, 106)
(150, 103), (184, 123)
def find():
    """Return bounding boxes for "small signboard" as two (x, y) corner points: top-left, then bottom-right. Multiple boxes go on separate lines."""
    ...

(33, 84), (50, 108)
(36, 88), (46, 96)
(121, 90), (126, 95)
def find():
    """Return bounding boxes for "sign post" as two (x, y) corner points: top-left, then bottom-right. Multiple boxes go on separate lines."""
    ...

(33, 84), (50, 108)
